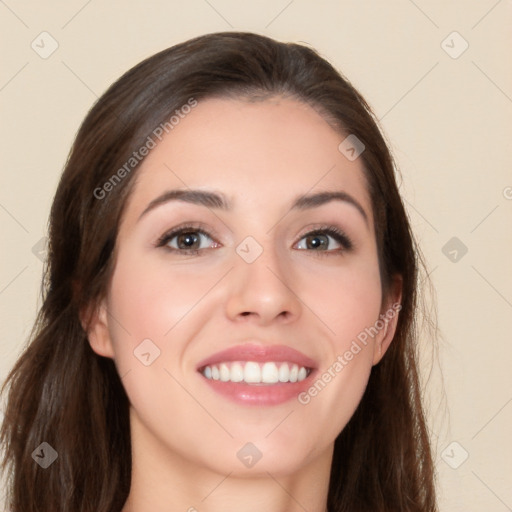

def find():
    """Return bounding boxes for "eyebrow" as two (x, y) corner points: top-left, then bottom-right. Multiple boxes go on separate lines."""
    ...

(137, 188), (369, 225)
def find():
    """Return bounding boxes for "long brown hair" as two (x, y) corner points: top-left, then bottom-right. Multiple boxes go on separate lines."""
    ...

(0, 31), (437, 511)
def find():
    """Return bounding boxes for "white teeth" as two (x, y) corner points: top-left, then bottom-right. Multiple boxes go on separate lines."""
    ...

(201, 361), (310, 384)
(261, 362), (279, 383)
(289, 364), (298, 383)
(219, 363), (230, 382)
(278, 363), (290, 382)
(244, 362), (261, 383)
(230, 362), (244, 382)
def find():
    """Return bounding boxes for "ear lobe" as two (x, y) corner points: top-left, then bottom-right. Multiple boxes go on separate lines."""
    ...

(372, 276), (403, 366)
(372, 314), (393, 365)
(83, 299), (115, 359)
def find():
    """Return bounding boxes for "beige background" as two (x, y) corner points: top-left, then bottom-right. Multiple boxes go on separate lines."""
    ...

(1, 1), (511, 510)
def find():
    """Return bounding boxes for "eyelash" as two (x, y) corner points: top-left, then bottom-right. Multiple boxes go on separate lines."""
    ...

(155, 223), (354, 256)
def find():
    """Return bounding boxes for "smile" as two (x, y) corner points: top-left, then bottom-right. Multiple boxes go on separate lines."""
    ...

(200, 361), (312, 384)
(196, 343), (318, 405)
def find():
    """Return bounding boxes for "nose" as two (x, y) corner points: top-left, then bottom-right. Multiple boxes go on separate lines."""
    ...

(224, 241), (302, 326)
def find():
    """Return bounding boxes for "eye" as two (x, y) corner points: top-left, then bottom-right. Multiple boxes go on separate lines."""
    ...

(156, 224), (220, 254)
(295, 226), (353, 254)
(155, 224), (353, 256)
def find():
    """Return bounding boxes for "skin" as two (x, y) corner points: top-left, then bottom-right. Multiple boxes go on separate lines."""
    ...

(87, 96), (402, 512)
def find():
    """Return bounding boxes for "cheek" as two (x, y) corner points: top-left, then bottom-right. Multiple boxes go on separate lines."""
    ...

(302, 253), (383, 343)
(104, 250), (227, 400)
(293, 255), (381, 430)
(104, 254), (205, 451)
(107, 252), (221, 344)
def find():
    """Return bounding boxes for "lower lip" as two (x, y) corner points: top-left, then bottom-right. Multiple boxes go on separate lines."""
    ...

(199, 371), (317, 406)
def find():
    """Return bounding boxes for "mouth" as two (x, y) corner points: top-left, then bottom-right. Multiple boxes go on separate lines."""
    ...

(196, 343), (318, 405)
(199, 361), (312, 384)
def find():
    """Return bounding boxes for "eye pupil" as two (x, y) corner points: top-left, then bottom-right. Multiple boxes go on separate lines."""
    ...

(178, 232), (199, 249)
(306, 234), (328, 250)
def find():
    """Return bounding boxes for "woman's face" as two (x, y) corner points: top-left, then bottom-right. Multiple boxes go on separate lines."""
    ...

(88, 96), (400, 476)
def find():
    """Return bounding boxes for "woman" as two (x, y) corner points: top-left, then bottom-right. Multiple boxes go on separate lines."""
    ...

(0, 31), (437, 511)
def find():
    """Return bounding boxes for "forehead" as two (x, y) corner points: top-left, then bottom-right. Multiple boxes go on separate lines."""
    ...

(122, 96), (372, 224)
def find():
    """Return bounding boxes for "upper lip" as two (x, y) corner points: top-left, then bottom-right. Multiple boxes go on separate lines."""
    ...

(196, 343), (318, 371)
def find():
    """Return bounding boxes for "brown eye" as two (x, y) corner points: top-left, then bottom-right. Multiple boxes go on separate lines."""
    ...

(175, 231), (201, 250)
(157, 227), (218, 253)
(302, 234), (330, 250)
(296, 227), (353, 253)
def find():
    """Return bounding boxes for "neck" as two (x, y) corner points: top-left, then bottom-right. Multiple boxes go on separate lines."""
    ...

(122, 410), (332, 512)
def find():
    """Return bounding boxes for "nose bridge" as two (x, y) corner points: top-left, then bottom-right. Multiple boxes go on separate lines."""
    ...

(236, 233), (289, 293)
(225, 233), (301, 322)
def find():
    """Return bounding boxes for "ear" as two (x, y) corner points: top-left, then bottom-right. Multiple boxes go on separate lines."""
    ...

(372, 275), (403, 366)
(81, 299), (115, 359)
